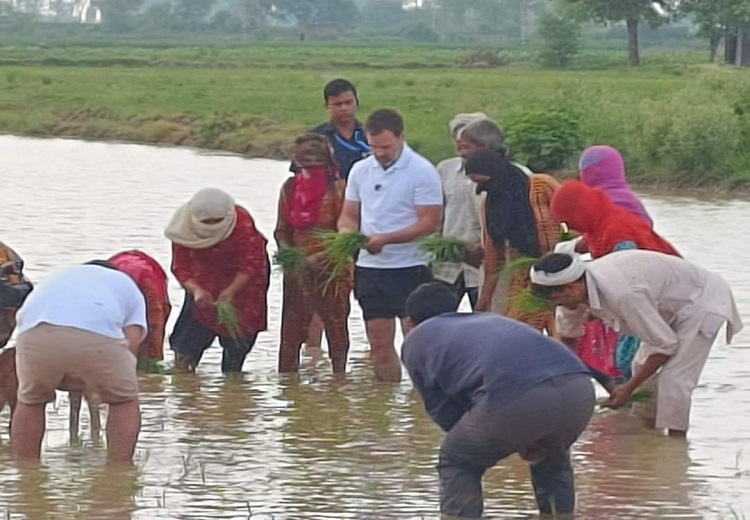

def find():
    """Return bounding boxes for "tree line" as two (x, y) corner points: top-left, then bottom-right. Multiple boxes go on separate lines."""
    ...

(2, 0), (750, 67)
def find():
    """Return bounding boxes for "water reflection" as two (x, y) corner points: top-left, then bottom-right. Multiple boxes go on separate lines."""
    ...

(0, 136), (748, 519)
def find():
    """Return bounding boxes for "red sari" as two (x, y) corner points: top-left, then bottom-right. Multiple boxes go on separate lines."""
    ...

(551, 180), (680, 380)
(551, 180), (679, 257)
(274, 171), (351, 373)
(109, 250), (171, 361)
(171, 207), (269, 338)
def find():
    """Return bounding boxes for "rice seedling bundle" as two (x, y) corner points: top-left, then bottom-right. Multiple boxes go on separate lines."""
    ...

(217, 300), (241, 339)
(559, 222), (575, 242)
(418, 236), (468, 266)
(508, 286), (552, 315)
(273, 245), (307, 275)
(315, 230), (367, 294)
(630, 388), (656, 402)
(137, 357), (166, 374)
(499, 256), (540, 278)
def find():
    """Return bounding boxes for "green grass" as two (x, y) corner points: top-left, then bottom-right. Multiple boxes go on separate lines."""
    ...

(0, 43), (748, 185)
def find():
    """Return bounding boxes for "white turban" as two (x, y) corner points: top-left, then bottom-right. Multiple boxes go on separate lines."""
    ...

(529, 253), (586, 286)
(165, 188), (237, 249)
(449, 112), (488, 139)
(553, 236), (583, 256)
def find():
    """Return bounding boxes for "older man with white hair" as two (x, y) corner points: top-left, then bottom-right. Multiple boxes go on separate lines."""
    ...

(433, 112), (488, 309)
(529, 250), (743, 437)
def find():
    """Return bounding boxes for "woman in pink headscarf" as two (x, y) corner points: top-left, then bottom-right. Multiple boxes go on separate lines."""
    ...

(579, 145), (652, 226)
(569, 146), (657, 388)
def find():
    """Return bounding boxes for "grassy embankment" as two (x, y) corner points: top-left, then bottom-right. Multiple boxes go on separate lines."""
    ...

(1, 43), (750, 187)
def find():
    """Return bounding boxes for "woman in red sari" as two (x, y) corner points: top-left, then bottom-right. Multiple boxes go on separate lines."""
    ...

(275, 134), (351, 374)
(109, 250), (171, 364)
(551, 180), (680, 385)
(165, 188), (270, 374)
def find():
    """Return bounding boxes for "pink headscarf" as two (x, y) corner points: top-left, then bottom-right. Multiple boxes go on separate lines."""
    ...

(579, 146), (652, 227)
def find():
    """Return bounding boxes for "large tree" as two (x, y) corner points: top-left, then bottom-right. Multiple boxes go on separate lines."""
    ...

(561, 0), (675, 66)
(682, 0), (750, 66)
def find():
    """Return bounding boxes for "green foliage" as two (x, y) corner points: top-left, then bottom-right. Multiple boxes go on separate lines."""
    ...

(419, 236), (468, 266)
(536, 10), (581, 68)
(273, 245), (307, 275)
(561, 0), (674, 25)
(137, 357), (166, 374)
(315, 231), (366, 294)
(217, 300), (241, 338)
(508, 287), (552, 315)
(273, 0), (359, 31)
(98, 0), (146, 32)
(633, 82), (740, 184)
(504, 105), (584, 172)
(401, 22), (440, 43)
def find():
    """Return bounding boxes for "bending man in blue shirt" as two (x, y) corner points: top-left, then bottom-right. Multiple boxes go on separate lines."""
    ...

(402, 282), (595, 518)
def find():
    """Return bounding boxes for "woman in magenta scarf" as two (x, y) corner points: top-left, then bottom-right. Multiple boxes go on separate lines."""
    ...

(579, 145), (652, 226)
(573, 145), (655, 387)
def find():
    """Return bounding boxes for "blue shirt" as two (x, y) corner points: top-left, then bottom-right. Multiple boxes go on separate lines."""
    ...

(402, 312), (590, 432)
(17, 264), (148, 340)
(289, 120), (371, 181)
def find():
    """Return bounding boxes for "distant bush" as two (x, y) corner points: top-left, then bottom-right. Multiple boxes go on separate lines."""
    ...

(504, 106), (584, 172)
(535, 10), (581, 69)
(401, 22), (440, 43)
(629, 72), (746, 185)
(458, 49), (509, 68)
(634, 97), (738, 185)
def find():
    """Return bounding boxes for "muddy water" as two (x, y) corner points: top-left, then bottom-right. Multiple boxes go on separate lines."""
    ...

(0, 136), (748, 519)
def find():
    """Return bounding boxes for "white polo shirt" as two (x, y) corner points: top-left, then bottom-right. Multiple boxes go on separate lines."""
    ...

(345, 143), (443, 269)
(17, 264), (148, 341)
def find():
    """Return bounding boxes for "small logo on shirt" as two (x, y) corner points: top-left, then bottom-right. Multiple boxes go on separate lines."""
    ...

(374, 184), (383, 192)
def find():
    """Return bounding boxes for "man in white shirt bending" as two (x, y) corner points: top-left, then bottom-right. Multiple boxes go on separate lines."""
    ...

(12, 260), (147, 462)
(529, 250), (743, 437)
(338, 108), (443, 382)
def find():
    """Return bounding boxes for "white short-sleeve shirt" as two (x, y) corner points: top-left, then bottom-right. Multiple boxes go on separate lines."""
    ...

(17, 264), (148, 340)
(345, 143), (443, 269)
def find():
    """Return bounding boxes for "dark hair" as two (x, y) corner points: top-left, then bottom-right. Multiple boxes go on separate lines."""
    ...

(365, 108), (404, 137)
(405, 282), (458, 325)
(324, 79), (358, 104)
(530, 253), (582, 298)
(85, 259), (119, 271)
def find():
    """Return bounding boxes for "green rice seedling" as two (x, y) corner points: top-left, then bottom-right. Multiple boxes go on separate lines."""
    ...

(315, 230), (367, 295)
(217, 300), (241, 339)
(630, 388), (656, 402)
(419, 236), (468, 266)
(273, 245), (307, 275)
(137, 357), (166, 374)
(559, 222), (575, 242)
(499, 256), (540, 278)
(508, 286), (552, 315)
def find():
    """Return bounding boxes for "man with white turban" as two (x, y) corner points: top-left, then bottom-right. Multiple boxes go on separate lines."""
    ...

(530, 250), (743, 436)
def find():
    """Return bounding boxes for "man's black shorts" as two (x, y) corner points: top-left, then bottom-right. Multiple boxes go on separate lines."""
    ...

(354, 265), (433, 320)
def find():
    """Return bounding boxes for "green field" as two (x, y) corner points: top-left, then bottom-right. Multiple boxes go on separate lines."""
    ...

(2, 43), (749, 187)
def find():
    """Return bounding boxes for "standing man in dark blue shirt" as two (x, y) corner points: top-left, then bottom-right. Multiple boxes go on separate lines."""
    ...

(401, 282), (595, 519)
(292, 78), (371, 181)
(291, 79), (371, 351)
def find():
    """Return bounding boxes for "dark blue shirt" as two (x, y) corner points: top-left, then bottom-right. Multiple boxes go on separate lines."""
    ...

(290, 120), (371, 180)
(402, 313), (590, 432)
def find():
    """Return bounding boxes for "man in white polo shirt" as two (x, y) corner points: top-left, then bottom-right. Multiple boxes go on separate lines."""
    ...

(338, 108), (444, 382)
(12, 260), (147, 462)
